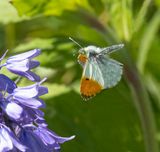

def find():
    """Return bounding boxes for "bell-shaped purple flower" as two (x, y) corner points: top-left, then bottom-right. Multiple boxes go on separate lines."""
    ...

(12, 78), (48, 98)
(5, 49), (41, 82)
(19, 125), (75, 152)
(10, 78), (48, 109)
(34, 126), (75, 150)
(0, 124), (27, 152)
(14, 97), (45, 109)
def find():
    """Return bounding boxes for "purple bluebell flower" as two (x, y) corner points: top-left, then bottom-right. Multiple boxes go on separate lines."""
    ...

(9, 78), (48, 109)
(3, 49), (41, 82)
(19, 125), (75, 152)
(0, 124), (27, 152)
(0, 50), (75, 152)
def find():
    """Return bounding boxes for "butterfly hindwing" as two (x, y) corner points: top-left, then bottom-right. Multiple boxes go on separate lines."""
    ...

(97, 56), (123, 89)
(80, 58), (104, 100)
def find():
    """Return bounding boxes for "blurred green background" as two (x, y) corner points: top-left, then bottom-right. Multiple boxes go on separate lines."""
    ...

(0, 0), (160, 151)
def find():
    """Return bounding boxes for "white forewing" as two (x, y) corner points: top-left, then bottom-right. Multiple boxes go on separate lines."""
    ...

(82, 58), (104, 87)
(99, 44), (124, 55)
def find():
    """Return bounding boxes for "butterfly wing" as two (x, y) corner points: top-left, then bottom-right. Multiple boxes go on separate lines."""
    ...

(97, 56), (123, 89)
(99, 44), (124, 55)
(80, 55), (123, 100)
(80, 58), (104, 100)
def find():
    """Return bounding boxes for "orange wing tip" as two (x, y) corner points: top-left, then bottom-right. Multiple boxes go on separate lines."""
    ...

(80, 77), (103, 100)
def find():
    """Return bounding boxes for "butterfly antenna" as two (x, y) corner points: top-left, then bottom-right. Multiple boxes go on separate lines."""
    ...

(69, 37), (83, 49)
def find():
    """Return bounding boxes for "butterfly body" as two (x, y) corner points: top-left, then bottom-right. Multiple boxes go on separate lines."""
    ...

(77, 44), (124, 100)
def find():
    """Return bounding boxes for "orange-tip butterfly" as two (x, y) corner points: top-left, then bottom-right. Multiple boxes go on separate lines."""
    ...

(70, 37), (124, 100)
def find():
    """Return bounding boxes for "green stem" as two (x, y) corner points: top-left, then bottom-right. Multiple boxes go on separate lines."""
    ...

(5, 23), (15, 50)
(124, 64), (159, 152)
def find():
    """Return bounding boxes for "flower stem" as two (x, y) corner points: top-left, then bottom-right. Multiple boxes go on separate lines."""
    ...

(124, 64), (159, 152)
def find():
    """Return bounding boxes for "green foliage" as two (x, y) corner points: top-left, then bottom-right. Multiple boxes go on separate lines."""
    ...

(1, 0), (160, 151)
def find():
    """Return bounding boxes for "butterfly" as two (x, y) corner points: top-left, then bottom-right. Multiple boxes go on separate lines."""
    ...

(69, 37), (124, 100)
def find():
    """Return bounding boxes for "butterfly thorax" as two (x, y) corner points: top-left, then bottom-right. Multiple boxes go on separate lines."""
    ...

(84, 45), (102, 54)
(78, 46), (103, 67)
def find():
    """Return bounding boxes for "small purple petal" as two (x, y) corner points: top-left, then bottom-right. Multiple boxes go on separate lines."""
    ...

(10, 136), (27, 152)
(0, 127), (13, 151)
(6, 60), (40, 72)
(53, 142), (60, 151)
(24, 71), (41, 82)
(0, 92), (3, 100)
(0, 125), (27, 152)
(15, 97), (45, 109)
(5, 102), (23, 120)
(6, 126), (27, 152)
(29, 60), (40, 69)
(37, 86), (48, 96)
(34, 109), (45, 118)
(34, 128), (55, 145)
(54, 135), (75, 144)
(0, 74), (17, 93)
(8, 69), (40, 82)
(6, 59), (29, 72)
(19, 129), (53, 152)
(34, 127), (75, 147)
(13, 84), (39, 98)
(6, 49), (41, 63)
(46, 128), (75, 143)
(5, 49), (41, 81)
(19, 125), (74, 152)
(35, 118), (48, 127)
(13, 83), (48, 99)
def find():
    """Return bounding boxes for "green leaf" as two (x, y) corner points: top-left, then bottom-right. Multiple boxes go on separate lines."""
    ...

(13, 38), (55, 52)
(45, 83), (145, 152)
(12, 0), (46, 16)
(137, 9), (160, 73)
(12, 0), (91, 16)
(88, 0), (104, 14)
(134, 0), (152, 32)
(0, 0), (21, 24)
(145, 74), (160, 109)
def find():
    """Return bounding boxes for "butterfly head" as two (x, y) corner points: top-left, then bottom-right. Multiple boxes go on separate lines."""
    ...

(77, 49), (88, 66)
(79, 45), (101, 55)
